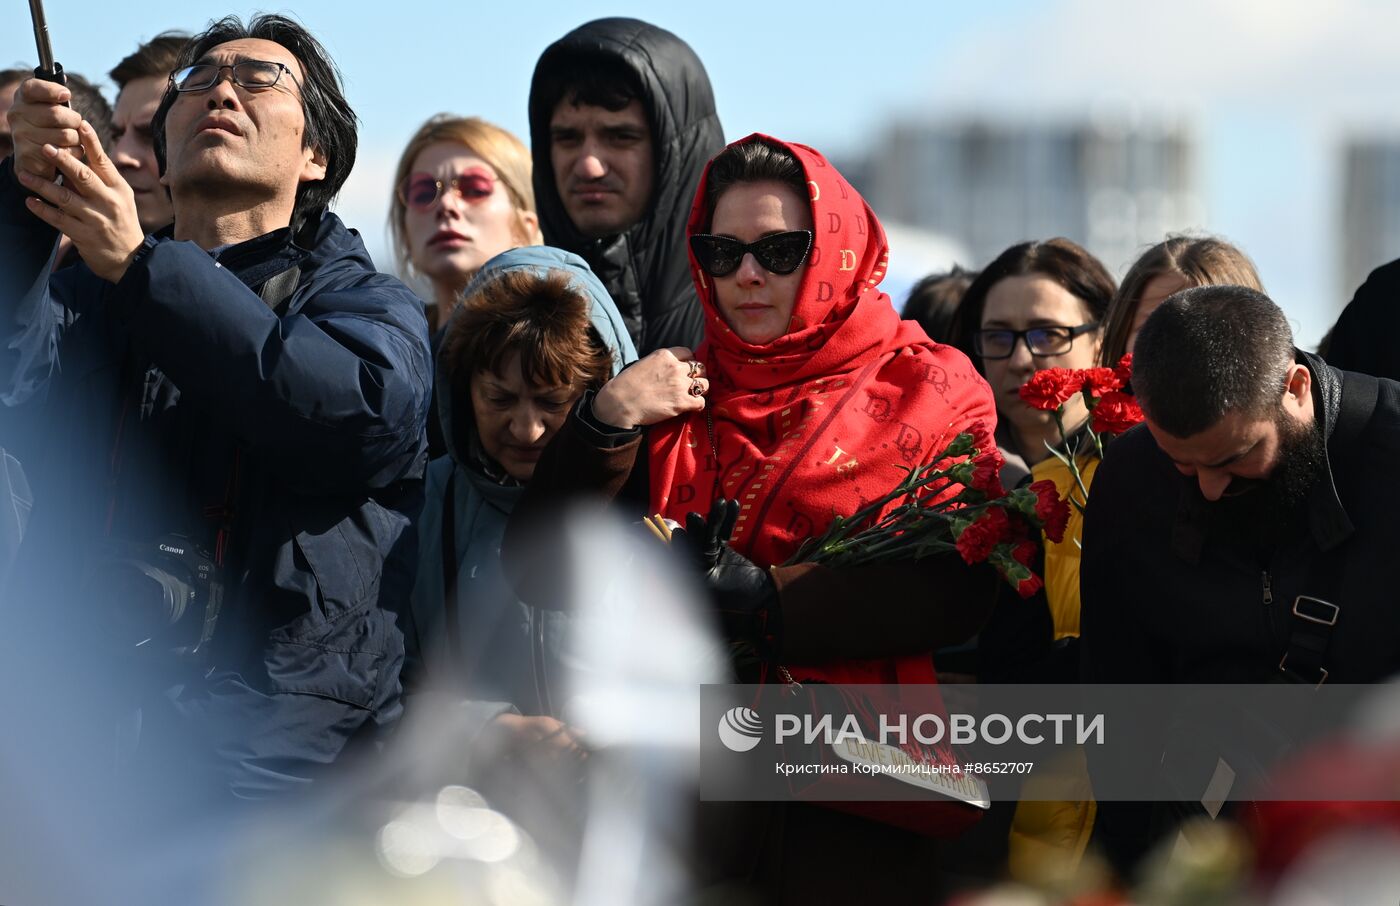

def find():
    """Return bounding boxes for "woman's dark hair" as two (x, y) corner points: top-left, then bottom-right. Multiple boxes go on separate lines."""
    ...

(904, 266), (977, 344)
(951, 238), (1116, 374)
(152, 14), (358, 231)
(701, 138), (806, 229)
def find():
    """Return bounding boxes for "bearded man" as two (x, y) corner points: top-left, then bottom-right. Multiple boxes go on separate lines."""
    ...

(1080, 284), (1400, 871)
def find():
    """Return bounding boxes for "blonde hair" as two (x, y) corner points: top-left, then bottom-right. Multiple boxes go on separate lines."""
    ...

(389, 114), (541, 280)
(1100, 235), (1264, 365)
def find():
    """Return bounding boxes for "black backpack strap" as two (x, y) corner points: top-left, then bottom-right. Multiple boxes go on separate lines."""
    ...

(1330, 371), (1379, 448)
(1277, 593), (1340, 687)
(1277, 371), (1379, 686)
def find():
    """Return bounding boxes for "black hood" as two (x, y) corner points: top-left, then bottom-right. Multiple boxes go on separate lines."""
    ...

(528, 17), (722, 354)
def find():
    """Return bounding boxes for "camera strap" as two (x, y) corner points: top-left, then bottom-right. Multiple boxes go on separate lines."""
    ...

(1276, 371), (1378, 687)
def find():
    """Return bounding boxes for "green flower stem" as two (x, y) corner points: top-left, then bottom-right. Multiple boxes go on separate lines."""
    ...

(1050, 408), (1092, 515)
(783, 462), (967, 566)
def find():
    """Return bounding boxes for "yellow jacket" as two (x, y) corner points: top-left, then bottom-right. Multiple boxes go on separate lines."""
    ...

(1007, 453), (1099, 884)
(1031, 454), (1100, 640)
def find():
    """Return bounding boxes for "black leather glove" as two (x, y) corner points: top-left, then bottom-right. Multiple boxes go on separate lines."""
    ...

(671, 498), (782, 656)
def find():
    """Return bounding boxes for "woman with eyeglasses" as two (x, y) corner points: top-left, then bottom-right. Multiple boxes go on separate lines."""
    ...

(952, 239), (1113, 886)
(390, 114), (542, 456)
(505, 135), (999, 897)
(953, 239), (1115, 486)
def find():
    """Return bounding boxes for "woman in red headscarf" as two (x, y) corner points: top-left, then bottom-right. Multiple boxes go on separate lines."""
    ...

(505, 135), (1000, 895)
(510, 134), (997, 681)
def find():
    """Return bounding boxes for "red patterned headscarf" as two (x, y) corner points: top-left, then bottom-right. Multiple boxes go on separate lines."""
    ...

(648, 135), (996, 572)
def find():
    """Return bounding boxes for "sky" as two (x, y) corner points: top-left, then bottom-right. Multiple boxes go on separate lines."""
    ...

(4, 0), (1399, 347)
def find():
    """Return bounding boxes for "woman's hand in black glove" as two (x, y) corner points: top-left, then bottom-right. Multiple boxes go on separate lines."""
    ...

(671, 498), (782, 655)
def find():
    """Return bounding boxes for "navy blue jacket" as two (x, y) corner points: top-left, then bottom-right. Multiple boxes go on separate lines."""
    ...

(0, 156), (431, 799)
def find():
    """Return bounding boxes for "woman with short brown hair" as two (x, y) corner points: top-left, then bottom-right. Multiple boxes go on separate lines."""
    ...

(403, 246), (635, 746)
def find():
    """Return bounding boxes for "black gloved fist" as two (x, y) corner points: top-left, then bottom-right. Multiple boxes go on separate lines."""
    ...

(671, 498), (782, 656)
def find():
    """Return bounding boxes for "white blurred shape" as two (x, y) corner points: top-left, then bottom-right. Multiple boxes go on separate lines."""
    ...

(376, 820), (440, 878)
(455, 810), (520, 863)
(551, 508), (727, 906)
(436, 786), (493, 840)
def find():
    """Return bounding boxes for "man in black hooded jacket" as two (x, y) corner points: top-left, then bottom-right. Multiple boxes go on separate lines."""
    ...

(529, 17), (723, 354)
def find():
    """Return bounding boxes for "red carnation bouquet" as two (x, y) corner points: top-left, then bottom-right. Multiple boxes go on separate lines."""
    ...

(784, 422), (1070, 598)
(1018, 353), (1143, 513)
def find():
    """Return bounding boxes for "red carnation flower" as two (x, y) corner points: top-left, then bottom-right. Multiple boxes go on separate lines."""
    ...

(969, 449), (1006, 499)
(955, 507), (1010, 565)
(1078, 366), (1122, 398)
(1018, 368), (1084, 411)
(968, 419), (996, 456)
(1091, 390), (1145, 436)
(1014, 572), (1044, 598)
(1113, 353), (1134, 387)
(1028, 480), (1070, 543)
(991, 542), (1046, 598)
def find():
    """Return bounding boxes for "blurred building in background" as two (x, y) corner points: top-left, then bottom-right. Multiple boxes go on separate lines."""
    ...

(1340, 138), (1400, 299)
(850, 117), (1205, 275)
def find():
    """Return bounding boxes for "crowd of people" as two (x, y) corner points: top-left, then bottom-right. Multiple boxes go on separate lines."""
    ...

(2, 12), (1399, 904)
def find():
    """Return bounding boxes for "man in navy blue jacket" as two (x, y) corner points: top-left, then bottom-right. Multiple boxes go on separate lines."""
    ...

(0, 15), (429, 805)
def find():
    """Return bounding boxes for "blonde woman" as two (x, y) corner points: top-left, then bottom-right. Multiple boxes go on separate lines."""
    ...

(390, 114), (542, 334)
(391, 115), (543, 456)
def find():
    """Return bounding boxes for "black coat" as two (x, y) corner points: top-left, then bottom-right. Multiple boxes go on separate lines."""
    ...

(1326, 258), (1400, 380)
(528, 17), (723, 355)
(1081, 353), (1400, 685)
(1080, 352), (1400, 868)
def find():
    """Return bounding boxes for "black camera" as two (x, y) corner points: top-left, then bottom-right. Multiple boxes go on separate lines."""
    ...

(90, 533), (224, 661)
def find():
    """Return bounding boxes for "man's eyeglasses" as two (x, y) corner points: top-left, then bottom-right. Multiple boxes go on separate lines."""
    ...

(170, 60), (299, 93)
(397, 169), (498, 210)
(973, 323), (1100, 359)
(689, 230), (814, 278)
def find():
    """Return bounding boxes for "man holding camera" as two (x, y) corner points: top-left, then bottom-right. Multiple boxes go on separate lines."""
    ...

(0, 15), (429, 803)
